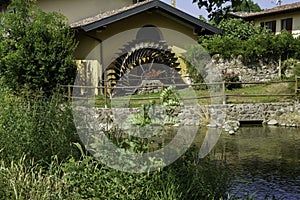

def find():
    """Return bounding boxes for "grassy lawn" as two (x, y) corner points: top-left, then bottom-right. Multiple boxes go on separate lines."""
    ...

(225, 82), (295, 104)
(94, 82), (296, 108)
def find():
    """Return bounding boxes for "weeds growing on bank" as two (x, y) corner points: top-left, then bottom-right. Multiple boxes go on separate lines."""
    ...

(0, 86), (81, 164)
(0, 86), (233, 199)
(0, 147), (232, 200)
(0, 156), (67, 199)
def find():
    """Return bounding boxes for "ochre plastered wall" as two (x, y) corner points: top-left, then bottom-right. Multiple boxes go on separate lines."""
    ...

(74, 11), (199, 64)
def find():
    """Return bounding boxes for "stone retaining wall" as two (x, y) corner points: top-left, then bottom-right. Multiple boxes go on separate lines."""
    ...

(212, 56), (280, 82)
(225, 102), (295, 121)
(96, 102), (299, 127)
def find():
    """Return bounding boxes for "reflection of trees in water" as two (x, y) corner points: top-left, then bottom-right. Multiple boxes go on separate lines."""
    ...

(205, 126), (300, 199)
(210, 127), (300, 176)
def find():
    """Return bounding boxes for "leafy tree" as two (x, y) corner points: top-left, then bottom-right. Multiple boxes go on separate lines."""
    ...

(0, 0), (77, 96)
(217, 18), (266, 40)
(232, 0), (261, 12)
(198, 18), (300, 63)
(199, 18), (267, 59)
(193, 0), (261, 24)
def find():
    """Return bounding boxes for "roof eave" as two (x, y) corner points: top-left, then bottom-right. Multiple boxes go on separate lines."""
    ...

(79, 0), (221, 34)
(231, 7), (300, 21)
(156, 1), (221, 34)
(81, 1), (157, 32)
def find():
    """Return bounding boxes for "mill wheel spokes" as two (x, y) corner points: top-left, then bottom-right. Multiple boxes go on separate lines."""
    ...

(105, 40), (183, 96)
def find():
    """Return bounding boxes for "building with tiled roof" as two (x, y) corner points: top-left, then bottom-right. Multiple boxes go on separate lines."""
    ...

(1, 0), (220, 95)
(230, 2), (300, 36)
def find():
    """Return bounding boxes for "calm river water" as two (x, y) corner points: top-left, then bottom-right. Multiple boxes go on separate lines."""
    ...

(206, 126), (300, 199)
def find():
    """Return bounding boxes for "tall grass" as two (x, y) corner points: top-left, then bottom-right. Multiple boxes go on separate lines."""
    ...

(0, 85), (80, 164)
(0, 155), (68, 199)
(0, 148), (231, 200)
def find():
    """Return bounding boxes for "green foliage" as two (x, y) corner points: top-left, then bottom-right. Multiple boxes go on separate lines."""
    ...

(0, 0), (77, 96)
(160, 86), (182, 124)
(199, 18), (266, 60)
(223, 71), (241, 89)
(184, 45), (209, 89)
(232, 0), (261, 12)
(103, 126), (152, 153)
(0, 143), (232, 200)
(129, 101), (156, 126)
(160, 86), (181, 107)
(201, 34), (242, 58)
(0, 86), (80, 164)
(61, 147), (230, 200)
(168, 147), (230, 199)
(193, 0), (243, 13)
(199, 18), (300, 63)
(129, 87), (182, 126)
(193, 0), (261, 23)
(282, 58), (300, 79)
(294, 63), (300, 77)
(218, 18), (265, 40)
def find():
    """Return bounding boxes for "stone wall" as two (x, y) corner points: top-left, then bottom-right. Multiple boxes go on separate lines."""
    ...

(225, 102), (295, 121)
(95, 102), (300, 127)
(212, 56), (279, 82)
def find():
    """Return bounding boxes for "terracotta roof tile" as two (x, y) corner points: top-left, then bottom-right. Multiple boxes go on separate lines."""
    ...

(70, 0), (153, 28)
(231, 2), (300, 19)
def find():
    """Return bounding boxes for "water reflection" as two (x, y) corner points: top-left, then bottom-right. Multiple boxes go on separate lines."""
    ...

(207, 126), (300, 199)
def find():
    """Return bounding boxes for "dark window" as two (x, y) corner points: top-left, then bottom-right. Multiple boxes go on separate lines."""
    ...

(260, 22), (264, 28)
(265, 20), (276, 34)
(281, 18), (293, 33)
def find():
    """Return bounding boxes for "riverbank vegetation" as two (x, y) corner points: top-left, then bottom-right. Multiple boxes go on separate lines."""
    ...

(0, 85), (236, 199)
(0, 152), (230, 199)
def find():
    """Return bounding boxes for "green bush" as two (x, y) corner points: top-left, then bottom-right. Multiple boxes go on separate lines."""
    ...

(217, 18), (266, 40)
(199, 18), (300, 63)
(0, 0), (77, 96)
(293, 61), (300, 77)
(282, 58), (300, 78)
(0, 86), (80, 164)
(223, 71), (241, 89)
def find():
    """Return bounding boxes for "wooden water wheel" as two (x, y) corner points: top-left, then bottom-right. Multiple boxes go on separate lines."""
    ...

(105, 39), (183, 96)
